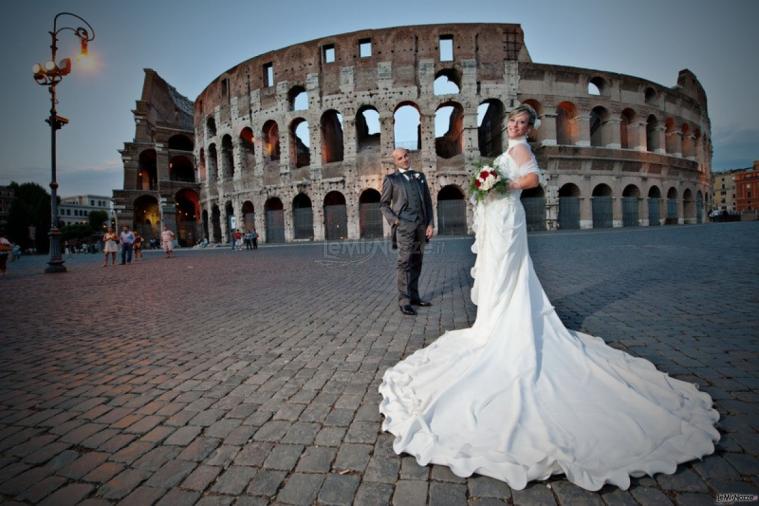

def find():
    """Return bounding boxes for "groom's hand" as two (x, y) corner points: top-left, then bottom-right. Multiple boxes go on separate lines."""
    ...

(425, 225), (433, 239)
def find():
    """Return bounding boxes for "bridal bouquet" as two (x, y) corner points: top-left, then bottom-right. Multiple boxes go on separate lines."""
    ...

(468, 164), (510, 202)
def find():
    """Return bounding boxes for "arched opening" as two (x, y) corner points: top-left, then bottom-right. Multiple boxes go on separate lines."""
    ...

(321, 110), (344, 164)
(137, 149), (157, 191)
(696, 190), (704, 224)
(645, 87), (657, 105)
(683, 188), (694, 222)
(264, 197), (284, 243)
(433, 69), (461, 96)
(198, 149), (207, 182)
(666, 187), (678, 224)
(359, 189), (383, 238)
(242, 201), (255, 232)
(648, 186), (661, 226)
(556, 102), (578, 145)
(592, 184), (613, 228)
(437, 185), (466, 235)
(558, 183), (581, 230)
(588, 76), (606, 96)
(224, 201), (234, 242)
(221, 134), (234, 179)
(239, 127), (255, 174)
(646, 115), (659, 152)
(681, 123), (694, 158)
(665, 118), (678, 154)
(206, 116), (217, 137)
(394, 103), (421, 151)
(169, 155), (195, 183)
(211, 204), (222, 242)
(262, 120), (280, 162)
(288, 86), (308, 111)
(292, 193), (313, 240)
(521, 186), (546, 231)
(290, 118), (310, 168)
(620, 109), (636, 149)
(477, 99), (504, 157)
(168, 134), (194, 151)
(207, 144), (218, 181)
(202, 209), (209, 240)
(356, 106), (381, 151)
(175, 189), (200, 246)
(590, 106), (609, 147)
(133, 195), (160, 242)
(435, 101), (464, 159)
(521, 99), (543, 143)
(622, 184), (640, 227)
(323, 191), (347, 240)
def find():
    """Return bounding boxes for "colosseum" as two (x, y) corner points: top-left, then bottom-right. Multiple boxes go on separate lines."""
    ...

(114, 23), (712, 245)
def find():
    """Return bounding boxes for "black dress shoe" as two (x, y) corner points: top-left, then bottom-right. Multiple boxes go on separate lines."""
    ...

(399, 304), (417, 315)
(411, 300), (432, 307)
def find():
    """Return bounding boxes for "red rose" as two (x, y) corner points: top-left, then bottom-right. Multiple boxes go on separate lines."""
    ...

(474, 179), (481, 188)
(490, 170), (497, 177)
(479, 170), (490, 179)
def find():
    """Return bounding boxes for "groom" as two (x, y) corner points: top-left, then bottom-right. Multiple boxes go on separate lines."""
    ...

(380, 148), (434, 316)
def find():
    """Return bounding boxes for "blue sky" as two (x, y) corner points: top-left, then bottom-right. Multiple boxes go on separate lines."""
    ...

(0, 0), (757, 197)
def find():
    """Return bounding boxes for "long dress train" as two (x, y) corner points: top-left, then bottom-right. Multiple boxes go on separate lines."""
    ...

(378, 137), (719, 491)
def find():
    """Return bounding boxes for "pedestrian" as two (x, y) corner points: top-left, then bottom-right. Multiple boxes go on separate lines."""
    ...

(251, 227), (258, 249)
(102, 227), (119, 267)
(233, 229), (243, 251)
(243, 230), (253, 250)
(119, 225), (135, 264)
(133, 231), (144, 261)
(0, 233), (12, 276)
(161, 226), (176, 258)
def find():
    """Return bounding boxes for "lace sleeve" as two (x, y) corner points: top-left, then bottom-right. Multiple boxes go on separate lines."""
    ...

(518, 154), (541, 177)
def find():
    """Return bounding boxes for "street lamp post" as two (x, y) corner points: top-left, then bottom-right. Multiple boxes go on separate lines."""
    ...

(33, 12), (95, 273)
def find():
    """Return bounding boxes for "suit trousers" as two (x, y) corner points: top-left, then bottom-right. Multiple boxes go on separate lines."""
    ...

(396, 221), (426, 305)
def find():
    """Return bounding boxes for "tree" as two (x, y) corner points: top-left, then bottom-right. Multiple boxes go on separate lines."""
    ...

(61, 223), (94, 241)
(6, 182), (51, 253)
(89, 210), (108, 231)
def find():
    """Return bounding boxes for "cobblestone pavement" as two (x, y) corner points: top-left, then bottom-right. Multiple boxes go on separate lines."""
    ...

(1, 222), (757, 505)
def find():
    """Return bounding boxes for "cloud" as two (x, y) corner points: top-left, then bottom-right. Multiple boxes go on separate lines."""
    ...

(711, 127), (759, 171)
(0, 159), (123, 197)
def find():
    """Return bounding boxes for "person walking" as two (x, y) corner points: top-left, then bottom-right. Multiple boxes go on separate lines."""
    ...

(243, 230), (253, 250)
(119, 225), (135, 265)
(251, 227), (258, 249)
(133, 231), (144, 261)
(161, 226), (176, 258)
(102, 227), (119, 267)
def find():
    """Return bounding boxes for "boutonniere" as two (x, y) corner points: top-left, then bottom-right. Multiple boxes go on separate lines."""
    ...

(414, 172), (422, 180)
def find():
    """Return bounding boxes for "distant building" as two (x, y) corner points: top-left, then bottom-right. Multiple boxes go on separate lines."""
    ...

(735, 161), (759, 212)
(0, 185), (13, 231)
(59, 194), (114, 227)
(712, 170), (740, 213)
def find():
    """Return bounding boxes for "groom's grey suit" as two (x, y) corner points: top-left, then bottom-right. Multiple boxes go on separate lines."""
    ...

(380, 168), (434, 306)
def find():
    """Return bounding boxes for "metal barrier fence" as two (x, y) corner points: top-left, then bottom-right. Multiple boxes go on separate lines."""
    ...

(359, 203), (384, 238)
(265, 210), (285, 243)
(437, 199), (467, 235)
(558, 197), (580, 229)
(622, 197), (639, 227)
(293, 208), (314, 239)
(324, 205), (347, 240)
(592, 197), (613, 228)
(521, 197), (546, 231)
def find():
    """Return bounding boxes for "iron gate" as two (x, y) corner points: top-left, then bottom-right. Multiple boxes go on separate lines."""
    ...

(521, 197), (546, 231)
(359, 203), (383, 238)
(265, 209), (285, 243)
(696, 197), (704, 223)
(622, 197), (639, 227)
(648, 198), (660, 226)
(437, 199), (467, 235)
(558, 197), (580, 230)
(324, 205), (347, 240)
(592, 197), (613, 228)
(666, 198), (678, 224)
(293, 208), (314, 239)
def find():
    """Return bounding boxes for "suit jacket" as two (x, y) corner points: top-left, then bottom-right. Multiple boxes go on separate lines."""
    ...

(380, 169), (434, 248)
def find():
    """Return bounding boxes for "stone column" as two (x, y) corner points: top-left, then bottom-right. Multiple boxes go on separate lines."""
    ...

(462, 111), (479, 166)
(342, 116), (357, 160)
(612, 195), (622, 227)
(579, 196), (592, 229)
(633, 121), (647, 152)
(283, 199), (293, 242)
(655, 126), (667, 155)
(544, 179), (559, 230)
(667, 128), (683, 157)
(232, 137), (244, 182)
(640, 196), (649, 226)
(576, 112), (591, 147)
(538, 109), (557, 146)
(255, 197), (267, 244)
(419, 113), (436, 170)
(156, 145), (170, 185)
(380, 113), (395, 165)
(346, 192), (360, 240)
(605, 118), (621, 149)
(254, 126), (265, 177)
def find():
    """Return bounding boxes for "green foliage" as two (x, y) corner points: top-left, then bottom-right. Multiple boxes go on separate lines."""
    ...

(61, 223), (94, 241)
(6, 182), (51, 253)
(88, 210), (108, 230)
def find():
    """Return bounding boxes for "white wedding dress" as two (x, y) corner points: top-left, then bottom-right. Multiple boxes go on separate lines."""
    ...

(378, 137), (720, 491)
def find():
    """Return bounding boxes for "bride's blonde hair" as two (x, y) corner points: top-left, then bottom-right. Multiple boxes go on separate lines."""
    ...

(508, 104), (538, 126)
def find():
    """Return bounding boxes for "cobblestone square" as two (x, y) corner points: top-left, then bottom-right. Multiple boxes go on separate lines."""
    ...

(1, 222), (757, 505)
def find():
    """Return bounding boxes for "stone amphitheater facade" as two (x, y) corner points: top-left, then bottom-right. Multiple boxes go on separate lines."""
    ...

(193, 23), (712, 244)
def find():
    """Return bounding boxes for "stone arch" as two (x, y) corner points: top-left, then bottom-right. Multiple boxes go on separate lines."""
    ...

(648, 185), (662, 226)
(292, 192), (314, 239)
(591, 183), (613, 228)
(221, 134), (234, 179)
(133, 194), (160, 241)
(206, 116), (217, 137)
(202, 208), (209, 240)
(558, 183), (581, 230)
(207, 143), (218, 180)
(290, 118), (311, 168)
(169, 155), (194, 182)
(288, 85), (308, 111)
(622, 184), (640, 227)
(242, 200), (255, 232)
(175, 189), (200, 246)
(358, 188), (383, 238)
(437, 185), (466, 235)
(646, 115), (660, 152)
(683, 188), (695, 222)
(588, 76), (607, 96)
(521, 185), (546, 231)
(681, 123), (694, 158)
(356, 105), (381, 151)
(264, 197), (285, 243)
(590, 106), (610, 147)
(323, 191), (347, 240)
(644, 87), (657, 105)
(665, 118), (678, 154)
(239, 127), (255, 174)
(211, 204), (222, 242)
(321, 110), (344, 164)
(137, 149), (157, 191)
(198, 148), (207, 182)
(666, 186), (678, 224)
(478, 99), (504, 157)
(435, 101), (464, 159)
(394, 102), (421, 151)
(556, 101), (578, 145)
(224, 200), (235, 242)
(696, 190), (704, 223)
(433, 68), (461, 96)
(169, 134), (194, 151)
(262, 120), (280, 161)
(620, 108), (636, 149)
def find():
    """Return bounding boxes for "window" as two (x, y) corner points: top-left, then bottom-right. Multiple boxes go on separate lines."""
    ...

(263, 63), (274, 87)
(439, 35), (453, 61)
(221, 78), (229, 98)
(323, 44), (335, 64)
(90, 200), (95, 206)
(359, 38), (372, 58)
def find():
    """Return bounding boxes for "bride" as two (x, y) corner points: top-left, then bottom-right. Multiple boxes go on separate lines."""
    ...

(378, 104), (719, 491)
